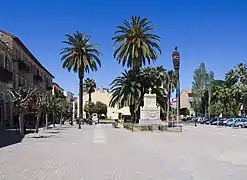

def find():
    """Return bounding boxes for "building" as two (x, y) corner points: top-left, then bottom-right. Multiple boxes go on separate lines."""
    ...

(52, 82), (64, 97)
(63, 91), (74, 115)
(73, 87), (130, 120)
(180, 88), (195, 116)
(0, 29), (54, 128)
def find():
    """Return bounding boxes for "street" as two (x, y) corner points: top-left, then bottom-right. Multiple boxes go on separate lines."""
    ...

(0, 124), (247, 180)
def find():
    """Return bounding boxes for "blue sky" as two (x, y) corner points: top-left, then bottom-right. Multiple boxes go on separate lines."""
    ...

(1, 0), (247, 95)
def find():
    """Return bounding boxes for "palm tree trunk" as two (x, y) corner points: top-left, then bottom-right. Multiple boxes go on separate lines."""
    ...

(78, 67), (84, 129)
(89, 92), (92, 103)
(45, 114), (48, 130)
(166, 88), (170, 125)
(35, 110), (41, 133)
(19, 113), (24, 135)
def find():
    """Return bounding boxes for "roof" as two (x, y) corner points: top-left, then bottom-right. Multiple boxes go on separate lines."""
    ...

(52, 82), (64, 91)
(0, 29), (54, 78)
(183, 88), (192, 94)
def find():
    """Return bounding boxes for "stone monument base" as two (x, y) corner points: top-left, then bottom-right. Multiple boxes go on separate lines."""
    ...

(139, 119), (162, 125)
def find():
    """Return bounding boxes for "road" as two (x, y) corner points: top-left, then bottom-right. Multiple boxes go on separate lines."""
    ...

(0, 124), (247, 180)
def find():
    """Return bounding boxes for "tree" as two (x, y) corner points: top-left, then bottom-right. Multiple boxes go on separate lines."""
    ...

(180, 107), (190, 116)
(60, 31), (102, 129)
(94, 101), (107, 116)
(113, 16), (161, 72)
(8, 87), (36, 135)
(109, 70), (142, 122)
(109, 67), (167, 122)
(56, 97), (70, 125)
(192, 62), (214, 115)
(33, 91), (50, 133)
(164, 70), (176, 121)
(84, 78), (96, 102)
(84, 102), (96, 118)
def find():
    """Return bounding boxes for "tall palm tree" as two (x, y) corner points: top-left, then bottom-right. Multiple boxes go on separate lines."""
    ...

(84, 78), (96, 103)
(164, 70), (176, 122)
(113, 16), (161, 72)
(60, 31), (102, 128)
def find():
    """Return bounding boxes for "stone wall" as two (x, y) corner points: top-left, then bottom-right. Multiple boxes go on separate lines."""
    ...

(0, 32), (13, 49)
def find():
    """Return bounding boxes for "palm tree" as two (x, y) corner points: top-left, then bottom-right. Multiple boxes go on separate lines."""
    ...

(84, 78), (96, 103)
(60, 31), (102, 128)
(164, 70), (176, 123)
(113, 16), (161, 72)
(109, 68), (167, 122)
(109, 70), (142, 122)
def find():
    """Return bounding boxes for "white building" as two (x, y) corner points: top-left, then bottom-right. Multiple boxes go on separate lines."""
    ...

(72, 87), (130, 120)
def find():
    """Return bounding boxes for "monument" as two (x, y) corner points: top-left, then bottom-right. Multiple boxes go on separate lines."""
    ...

(139, 88), (161, 125)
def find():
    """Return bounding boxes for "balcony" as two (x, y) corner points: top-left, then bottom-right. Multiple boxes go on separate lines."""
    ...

(0, 66), (13, 83)
(33, 74), (43, 82)
(19, 61), (30, 73)
(54, 89), (66, 98)
(46, 85), (52, 91)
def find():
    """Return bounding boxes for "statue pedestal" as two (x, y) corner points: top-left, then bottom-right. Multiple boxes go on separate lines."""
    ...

(139, 88), (161, 125)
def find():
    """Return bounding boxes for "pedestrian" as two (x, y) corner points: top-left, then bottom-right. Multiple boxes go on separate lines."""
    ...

(195, 119), (197, 127)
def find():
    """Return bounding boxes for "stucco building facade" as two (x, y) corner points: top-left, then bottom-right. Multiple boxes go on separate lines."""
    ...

(180, 88), (195, 116)
(0, 29), (54, 128)
(72, 88), (130, 120)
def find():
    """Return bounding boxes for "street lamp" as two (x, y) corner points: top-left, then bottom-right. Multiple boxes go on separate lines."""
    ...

(172, 46), (180, 126)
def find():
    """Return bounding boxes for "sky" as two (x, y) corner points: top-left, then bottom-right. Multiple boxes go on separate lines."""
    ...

(1, 0), (247, 95)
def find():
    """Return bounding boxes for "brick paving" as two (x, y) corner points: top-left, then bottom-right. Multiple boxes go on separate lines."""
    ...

(0, 124), (247, 180)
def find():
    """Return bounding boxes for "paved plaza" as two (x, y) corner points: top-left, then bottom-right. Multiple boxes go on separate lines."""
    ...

(0, 124), (247, 180)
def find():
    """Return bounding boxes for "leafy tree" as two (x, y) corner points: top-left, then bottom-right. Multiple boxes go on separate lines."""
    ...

(84, 102), (96, 118)
(8, 87), (37, 135)
(113, 16), (161, 72)
(33, 91), (50, 133)
(56, 97), (70, 125)
(192, 62), (214, 115)
(60, 31), (102, 129)
(84, 78), (96, 102)
(180, 107), (190, 116)
(94, 101), (107, 116)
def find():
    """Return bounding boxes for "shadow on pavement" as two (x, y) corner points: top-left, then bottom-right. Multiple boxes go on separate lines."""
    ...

(0, 129), (24, 149)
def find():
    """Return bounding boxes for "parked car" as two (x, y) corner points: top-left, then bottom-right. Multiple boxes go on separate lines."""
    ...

(223, 118), (234, 126)
(211, 118), (224, 125)
(205, 117), (217, 125)
(225, 118), (236, 127)
(199, 117), (209, 124)
(234, 118), (247, 128)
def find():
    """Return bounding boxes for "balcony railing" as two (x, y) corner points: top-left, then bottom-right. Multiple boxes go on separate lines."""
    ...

(0, 66), (13, 83)
(33, 74), (43, 82)
(19, 61), (30, 73)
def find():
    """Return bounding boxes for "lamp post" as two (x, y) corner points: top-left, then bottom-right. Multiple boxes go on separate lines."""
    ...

(172, 46), (180, 126)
